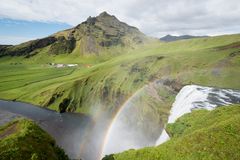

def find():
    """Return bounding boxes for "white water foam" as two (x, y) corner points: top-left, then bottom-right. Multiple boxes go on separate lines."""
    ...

(155, 85), (240, 146)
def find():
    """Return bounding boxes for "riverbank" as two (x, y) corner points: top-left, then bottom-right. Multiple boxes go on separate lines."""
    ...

(0, 100), (91, 159)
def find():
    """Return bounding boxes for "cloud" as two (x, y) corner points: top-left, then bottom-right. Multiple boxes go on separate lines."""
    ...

(0, 0), (240, 37)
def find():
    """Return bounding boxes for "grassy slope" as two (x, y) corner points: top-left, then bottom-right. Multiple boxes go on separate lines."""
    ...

(105, 104), (240, 160)
(0, 119), (69, 160)
(0, 34), (239, 114)
(0, 34), (239, 157)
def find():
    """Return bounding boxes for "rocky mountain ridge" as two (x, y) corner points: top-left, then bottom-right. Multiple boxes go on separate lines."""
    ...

(0, 12), (147, 57)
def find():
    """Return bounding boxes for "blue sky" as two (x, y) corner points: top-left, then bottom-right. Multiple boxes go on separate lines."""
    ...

(0, 0), (240, 45)
(0, 19), (72, 45)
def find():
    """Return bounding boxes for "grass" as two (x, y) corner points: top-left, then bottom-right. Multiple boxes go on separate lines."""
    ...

(104, 104), (240, 160)
(0, 33), (239, 117)
(0, 119), (69, 160)
(0, 34), (239, 145)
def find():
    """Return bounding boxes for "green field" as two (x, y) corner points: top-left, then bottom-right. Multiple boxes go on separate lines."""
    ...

(104, 104), (240, 160)
(0, 34), (240, 115)
(0, 119), (69, 160)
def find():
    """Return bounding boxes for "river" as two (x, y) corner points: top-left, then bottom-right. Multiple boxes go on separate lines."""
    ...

(0, 100), (92, 159)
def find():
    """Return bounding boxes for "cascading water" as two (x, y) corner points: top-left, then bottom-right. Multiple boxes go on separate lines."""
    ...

(100, 82), (240, 159)
(155, 85), (240, 145)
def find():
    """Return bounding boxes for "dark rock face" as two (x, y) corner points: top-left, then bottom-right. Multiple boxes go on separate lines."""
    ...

(85, 36), (98, 54)
(44, 92), (64, 107)
(1, 37), (57, 56)
(31, 37), (57, 50)
(49, 36), (76, 54)
(158, 79), (183, 92)
(99, 38), (122, 47)
(0, 45), (12, 57)
(86, 16), (97, 25)
(0, 45), (12, 50)
(59, 98), (71, 113)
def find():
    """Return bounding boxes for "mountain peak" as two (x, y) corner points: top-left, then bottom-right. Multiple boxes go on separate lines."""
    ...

(98, 11), (111, 17)
(95, 11), (119, 23)
(84, 11), (118, 25)
(76, 12), (144, 39)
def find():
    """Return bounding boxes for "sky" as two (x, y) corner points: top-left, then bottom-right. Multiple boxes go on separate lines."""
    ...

(0, 0), (240, 45)
(0, 19), (71, 44)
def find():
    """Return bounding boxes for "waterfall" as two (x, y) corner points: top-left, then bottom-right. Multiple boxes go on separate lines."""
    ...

(155, 85), (240, 146)
(100, 82), (240, 158)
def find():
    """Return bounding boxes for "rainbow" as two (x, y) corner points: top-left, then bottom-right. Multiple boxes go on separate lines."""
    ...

(99, 84), (147, 159)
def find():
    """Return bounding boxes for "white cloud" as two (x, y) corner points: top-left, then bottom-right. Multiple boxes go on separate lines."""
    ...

(0, 0), (240, 37)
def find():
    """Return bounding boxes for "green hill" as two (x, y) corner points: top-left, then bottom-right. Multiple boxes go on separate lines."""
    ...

(103, 104), (240, 160)
(0, 119), (69, 160)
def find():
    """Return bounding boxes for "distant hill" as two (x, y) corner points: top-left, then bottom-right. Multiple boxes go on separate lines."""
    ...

(0, 12), (148, 57)
(160, 34), (208, 42)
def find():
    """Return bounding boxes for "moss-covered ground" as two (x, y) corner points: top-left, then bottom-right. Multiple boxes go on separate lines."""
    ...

(0, 119), (69, 160)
